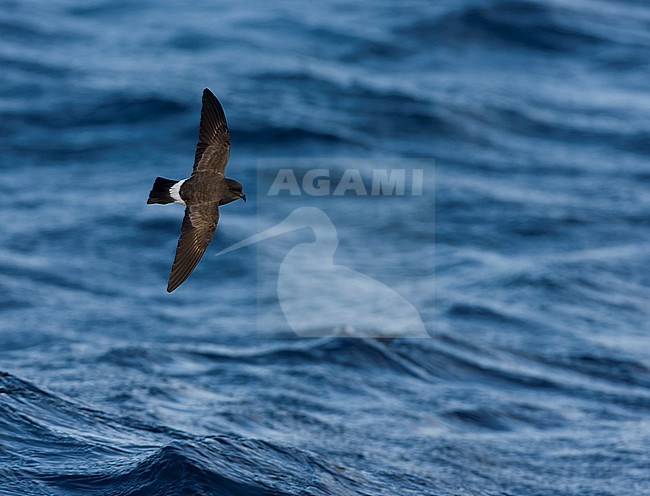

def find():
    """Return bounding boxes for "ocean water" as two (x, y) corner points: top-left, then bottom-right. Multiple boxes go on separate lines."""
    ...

(1, 0), (650, 494)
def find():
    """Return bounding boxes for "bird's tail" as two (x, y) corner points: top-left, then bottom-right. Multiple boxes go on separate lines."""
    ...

(147, 177), (178, 204)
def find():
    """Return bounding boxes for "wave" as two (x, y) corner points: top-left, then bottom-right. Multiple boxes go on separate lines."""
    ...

(441, 403), (565, 431)
(41, 436), (379, 496)
(398, 0), (609, 53)
(0, 371), (373, 495)
(177, 337), (432, 380)
(41, 442), (286, 496)
(523, 352), (650, 389)
(3, 95), (189, 130)
(234, 126), (351, 147)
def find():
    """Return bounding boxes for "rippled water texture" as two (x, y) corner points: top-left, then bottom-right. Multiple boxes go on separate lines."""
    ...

(1, 0), (649, 494)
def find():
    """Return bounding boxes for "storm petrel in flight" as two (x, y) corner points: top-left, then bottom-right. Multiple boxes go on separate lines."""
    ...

(147, 88), (246, 293)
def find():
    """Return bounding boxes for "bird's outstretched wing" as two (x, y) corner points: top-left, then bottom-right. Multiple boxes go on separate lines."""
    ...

(167, 202), (220, 292)
(193, 88), (230, 175)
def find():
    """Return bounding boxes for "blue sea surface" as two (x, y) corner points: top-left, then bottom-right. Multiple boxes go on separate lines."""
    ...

(1, 0), (650, 494)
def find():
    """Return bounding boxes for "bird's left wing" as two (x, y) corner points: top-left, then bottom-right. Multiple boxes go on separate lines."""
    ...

(192, 88), (230, 175)
(167, 202), (220, 292)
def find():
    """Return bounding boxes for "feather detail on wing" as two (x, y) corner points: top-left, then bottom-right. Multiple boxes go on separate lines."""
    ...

(193, 88), (230, 175)
(167, 202), (220, 292)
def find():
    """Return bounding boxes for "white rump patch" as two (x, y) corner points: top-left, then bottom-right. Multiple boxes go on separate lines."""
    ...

(170, 179), (187, 205)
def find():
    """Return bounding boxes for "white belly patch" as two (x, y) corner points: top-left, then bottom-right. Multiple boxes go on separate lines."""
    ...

(170, 179), (187, 205)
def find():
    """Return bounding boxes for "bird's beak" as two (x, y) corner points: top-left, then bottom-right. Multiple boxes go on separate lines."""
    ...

(240, 193), (247, 202)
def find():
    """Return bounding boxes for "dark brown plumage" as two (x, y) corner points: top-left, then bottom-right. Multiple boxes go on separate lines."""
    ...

(147, 88), (246, 293)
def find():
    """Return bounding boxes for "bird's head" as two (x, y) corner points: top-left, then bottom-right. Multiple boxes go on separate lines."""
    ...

(225, 178), (246, 203)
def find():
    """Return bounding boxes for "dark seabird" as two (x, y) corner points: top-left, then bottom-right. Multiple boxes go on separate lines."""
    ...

(147, 88), (246, 293)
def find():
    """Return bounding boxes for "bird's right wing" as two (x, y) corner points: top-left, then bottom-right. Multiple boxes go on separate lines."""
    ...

(167, 202), (219, 292)
(192, 88), (230, 175)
